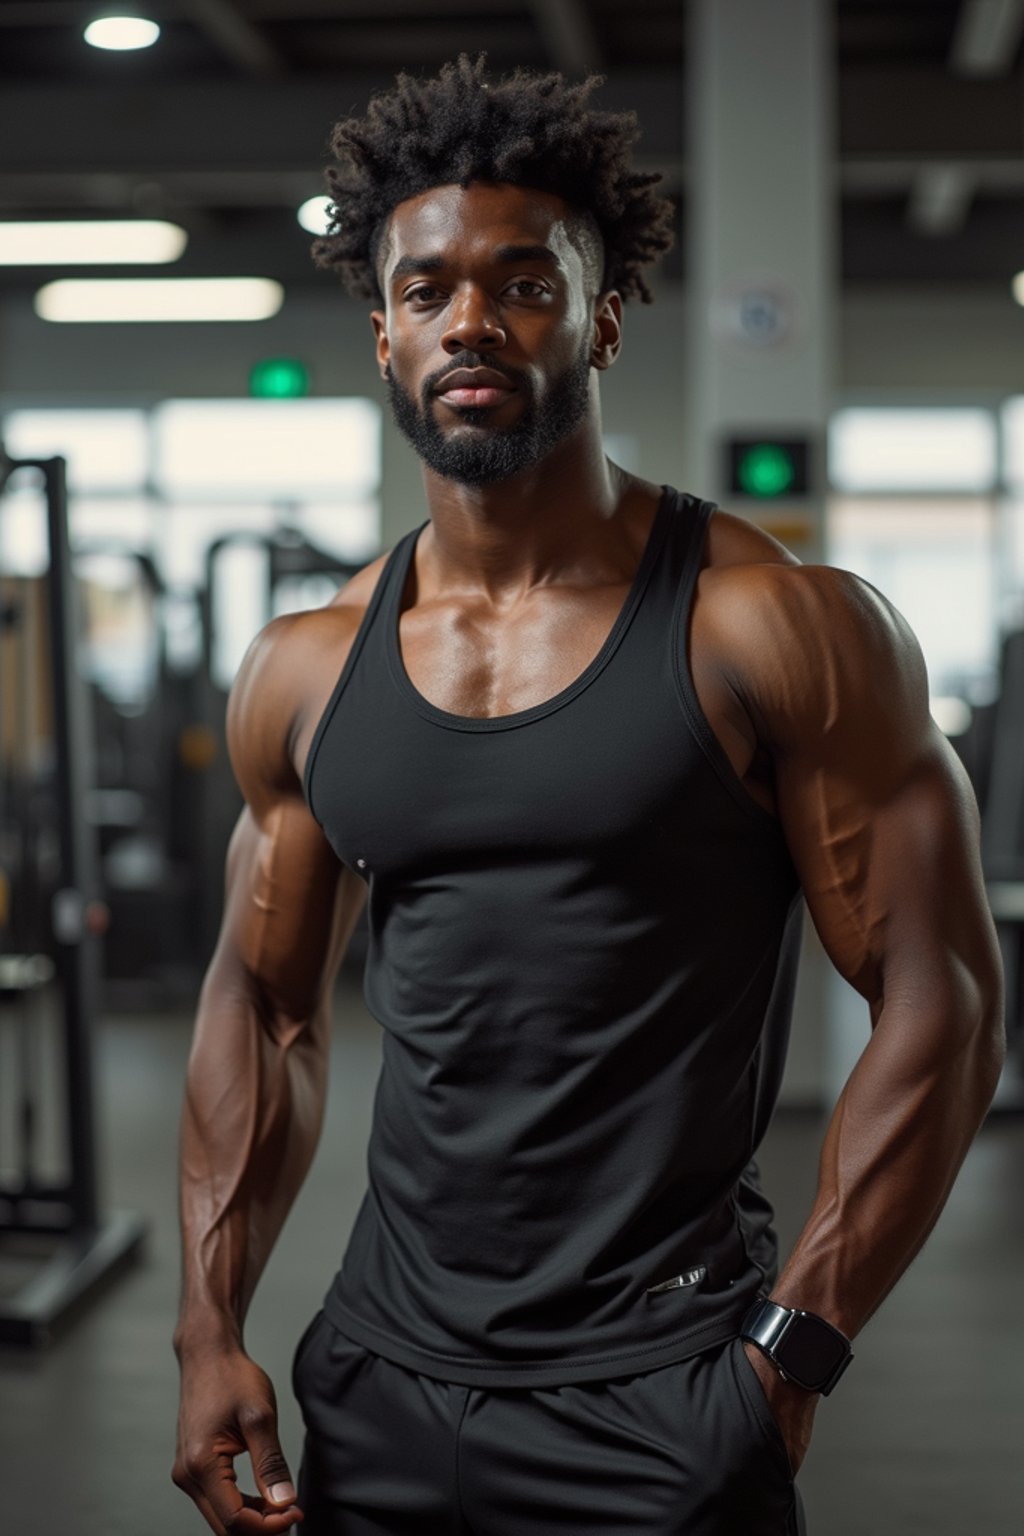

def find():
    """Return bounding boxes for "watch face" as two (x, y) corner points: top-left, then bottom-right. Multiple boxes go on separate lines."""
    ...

(782, 1315), (848, 1385)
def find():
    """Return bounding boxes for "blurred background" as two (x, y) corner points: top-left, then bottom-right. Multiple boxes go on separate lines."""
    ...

(1, 2), (1023, 1532)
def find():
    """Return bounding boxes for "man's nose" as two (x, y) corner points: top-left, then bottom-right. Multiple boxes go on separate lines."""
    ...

(441, 288), (507, 354)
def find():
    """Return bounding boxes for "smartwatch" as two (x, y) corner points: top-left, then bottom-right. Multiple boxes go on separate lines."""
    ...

(740, 1295), (853, 1396)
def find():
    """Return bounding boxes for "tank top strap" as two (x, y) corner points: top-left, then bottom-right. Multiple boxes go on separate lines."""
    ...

(302, 519), (426, 817)
(629, 488), (716, 645)
(658, 489), (717, 594)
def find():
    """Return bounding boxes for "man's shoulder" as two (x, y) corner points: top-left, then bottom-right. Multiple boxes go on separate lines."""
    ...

(705, 554), (901, 651)
(248, 545), (395, 673)
(225, 545), (398, 792)
(696, 521), (926, 748)
(698, 505), (897, 645)
(702, 504), (803, 573)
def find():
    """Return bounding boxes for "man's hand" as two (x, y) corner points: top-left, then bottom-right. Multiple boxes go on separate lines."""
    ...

(742, 1340), (818, 1477)
(173, 1345), (303, 1534)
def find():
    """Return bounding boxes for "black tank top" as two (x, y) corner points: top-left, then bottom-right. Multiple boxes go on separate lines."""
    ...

(303, 485), (803, 1387)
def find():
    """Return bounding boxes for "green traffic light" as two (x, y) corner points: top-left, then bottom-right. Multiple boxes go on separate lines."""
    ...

(737, 443), (796, 498)
(249, 357), (310, 398)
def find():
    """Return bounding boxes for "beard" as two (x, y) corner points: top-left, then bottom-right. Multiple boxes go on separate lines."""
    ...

(385, 338), (593, 487)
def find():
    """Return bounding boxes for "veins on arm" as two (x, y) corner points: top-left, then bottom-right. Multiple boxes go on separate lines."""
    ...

(726, 564), (933, 1001)
(720, 562), (1004, 1335)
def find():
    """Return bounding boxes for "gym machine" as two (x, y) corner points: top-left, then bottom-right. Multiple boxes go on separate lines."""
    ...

(75, 542), (201, 1006)
(982, 625), (1024, 1101)
(0, 446), (145, 1346)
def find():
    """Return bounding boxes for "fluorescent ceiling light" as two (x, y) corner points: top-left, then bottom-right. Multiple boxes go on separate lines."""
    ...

(906, 165), (976, 237)
(297, 196), (333, 236)
(950, 0), (1024, 76)
(84, 15), (161, 51)
(35, 278), (284, 323)
(0, 220), (187, 266)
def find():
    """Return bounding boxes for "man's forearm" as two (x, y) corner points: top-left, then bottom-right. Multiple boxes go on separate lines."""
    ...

(768, 989), (1005, 1341)
(174, 959), (329, 1356)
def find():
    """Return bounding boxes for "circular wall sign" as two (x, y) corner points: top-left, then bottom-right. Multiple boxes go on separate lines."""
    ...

(711, 280), (799, 349)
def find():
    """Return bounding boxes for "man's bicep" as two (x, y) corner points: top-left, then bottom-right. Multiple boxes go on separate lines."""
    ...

(775, 712), (998, 1020)
(742, 565), (998, 1013)
(218, 798), (364, 1024)
(213, 613), (364, 1019)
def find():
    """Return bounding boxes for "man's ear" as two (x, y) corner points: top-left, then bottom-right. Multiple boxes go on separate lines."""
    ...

(591, 290), (623, 371)
(370, 311), (390, 380)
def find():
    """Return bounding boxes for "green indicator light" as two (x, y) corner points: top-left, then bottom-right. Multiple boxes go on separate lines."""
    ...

(737, 443), (796, 498)
(249, 357), (310, 398)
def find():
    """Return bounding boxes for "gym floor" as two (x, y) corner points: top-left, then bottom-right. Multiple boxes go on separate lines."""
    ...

(1, 980), (1022, 1536)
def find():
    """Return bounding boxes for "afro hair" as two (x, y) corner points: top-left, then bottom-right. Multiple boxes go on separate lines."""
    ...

(311, 52), (676, 306)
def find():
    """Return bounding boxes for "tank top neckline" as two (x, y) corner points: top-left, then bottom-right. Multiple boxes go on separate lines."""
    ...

(383, 483), (678, 734)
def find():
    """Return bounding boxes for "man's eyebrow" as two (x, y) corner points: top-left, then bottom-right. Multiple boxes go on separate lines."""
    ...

(389, 253), (445, 284)
(388, 244), (561, 286)
(492, 243), (560, 267)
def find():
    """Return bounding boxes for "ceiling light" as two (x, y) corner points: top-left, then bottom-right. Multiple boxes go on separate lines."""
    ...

(84, 15), (161, 52)
(1012, 271), (1024, 307)
(297, 196), (333, 236)
(34, 278), (285, 323)
(949, 0), (1024, 76)
(0, 220), (186, 266)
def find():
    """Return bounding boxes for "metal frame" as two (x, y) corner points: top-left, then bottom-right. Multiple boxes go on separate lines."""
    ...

(0, 449), (145, 1346)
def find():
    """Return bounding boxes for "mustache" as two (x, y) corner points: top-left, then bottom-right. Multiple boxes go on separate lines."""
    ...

(422, 353), (524, 397)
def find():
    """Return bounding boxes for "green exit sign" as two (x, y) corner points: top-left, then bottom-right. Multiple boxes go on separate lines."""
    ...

(725, 436), (810, 498)
(249, 357), (310, 398)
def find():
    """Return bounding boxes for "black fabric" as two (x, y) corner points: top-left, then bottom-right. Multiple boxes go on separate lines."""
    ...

(294, 1310), (808, 1534)
(303, 485), (804, 1387)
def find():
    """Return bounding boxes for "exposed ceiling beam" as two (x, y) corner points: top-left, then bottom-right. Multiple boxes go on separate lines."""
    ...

(0, 169), (323, 211)
(12, 158), (1024, 217)
(949, 0), (1024, 77)
(0, 0), (487, 19)
(9, 65), (1024, 187)
(906, 164), (977, 235)
(270, 21), (541, 69)
(842, 157), (1024, 196)
(179, 0), (287, 78)
(839, 64), (1023, 156)
(526, 0), (604, 75)
(0, 71), (679, 177)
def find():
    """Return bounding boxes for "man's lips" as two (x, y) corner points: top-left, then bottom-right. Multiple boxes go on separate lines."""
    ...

(437, 385), (514, 407)
(434, 367), (517, 409)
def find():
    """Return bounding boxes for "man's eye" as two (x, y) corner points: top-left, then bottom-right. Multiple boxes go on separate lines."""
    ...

(405, 279), (546, 304)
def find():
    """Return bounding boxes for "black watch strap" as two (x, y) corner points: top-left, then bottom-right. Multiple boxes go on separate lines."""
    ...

(740, 1295), (853, 1396)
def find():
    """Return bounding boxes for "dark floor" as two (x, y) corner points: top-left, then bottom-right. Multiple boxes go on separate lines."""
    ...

(1, 983), (1023, 1535)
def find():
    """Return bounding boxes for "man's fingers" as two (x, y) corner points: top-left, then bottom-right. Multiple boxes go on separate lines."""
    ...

(173, 1455), (227, 1536)
(240, 1407), (299, 1512)
(184, 1446), (300, 1535)
(171, 1459), (229, 1536)
(190, 1485), (229, 1536)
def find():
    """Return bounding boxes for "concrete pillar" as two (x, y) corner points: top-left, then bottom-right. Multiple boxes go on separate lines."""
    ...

(685, 0), (854, 1107)
(685, 0), (836, 554)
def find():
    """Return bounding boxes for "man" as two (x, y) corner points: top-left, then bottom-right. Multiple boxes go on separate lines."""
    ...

(172, 54), (1005, 1536)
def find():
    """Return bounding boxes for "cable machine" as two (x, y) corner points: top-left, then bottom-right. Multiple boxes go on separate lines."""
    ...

(0, 447), (145, 1345)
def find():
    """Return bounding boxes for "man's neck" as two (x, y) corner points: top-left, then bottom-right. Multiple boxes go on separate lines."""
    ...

(415, 441), (638, 603)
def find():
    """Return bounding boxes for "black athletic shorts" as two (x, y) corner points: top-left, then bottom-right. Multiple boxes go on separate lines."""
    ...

(292, 1309), (808, 1534)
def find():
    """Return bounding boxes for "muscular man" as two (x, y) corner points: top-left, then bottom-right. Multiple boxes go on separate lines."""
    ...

(172, 54), (1005, 1535)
